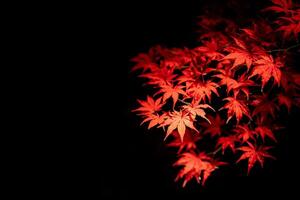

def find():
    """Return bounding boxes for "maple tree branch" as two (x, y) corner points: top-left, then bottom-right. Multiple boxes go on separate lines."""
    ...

(267, 43), (300, 53)
(132, 0), (299, 187)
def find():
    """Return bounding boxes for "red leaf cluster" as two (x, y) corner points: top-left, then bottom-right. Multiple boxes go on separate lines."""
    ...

(132, 0), (300, 187)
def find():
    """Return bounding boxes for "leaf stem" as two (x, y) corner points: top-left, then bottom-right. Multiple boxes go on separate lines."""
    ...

(267, 43), (300, 53)
(178, 99), (189, 105)
(208, 146), (222, 156)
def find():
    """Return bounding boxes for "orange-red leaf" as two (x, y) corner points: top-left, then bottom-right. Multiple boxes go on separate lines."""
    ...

(220, 97), (251, 124)
(234, 125), (255, 143)
(254, 126), (277, 142)
(167, 130), (201, 153)
(199, 114), (225, 137)
(162, 111), (198, 141)
(186, 81), (219, 102)
(156, 84), (186, 108)
(182, 103), (215, 121)
(133, 96), (164, 114)
(237, 142), (275, 174)
(216, 136), (237, 154)
(174, 152), (225, 187)
(250, 55), (283, 89)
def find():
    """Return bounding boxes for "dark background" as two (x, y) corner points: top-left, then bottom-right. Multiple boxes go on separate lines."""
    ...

(95, 0), (300, 199)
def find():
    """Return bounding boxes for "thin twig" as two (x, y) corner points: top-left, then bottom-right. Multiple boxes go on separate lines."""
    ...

(178, 99), (189, 105)
(208, 146), (222, 156)
(267, 43), (300, 53)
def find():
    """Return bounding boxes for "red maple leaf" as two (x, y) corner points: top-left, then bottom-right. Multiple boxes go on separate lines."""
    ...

(174, 152), (225, 187)
(186, 80), (219, 102)
(234, 124), (255, 143)
(254, 126), (277, 142)
(199, 114), (225, 137)
(214, 69), (256, 99)
(234, 74), (256, 99)
(249, 55), (283, 89)
(220, 97), (251, 124)
(167, 129), (201, 153)
(159, 48), (193, 69)
(223, 37), (264, 71)
(140, 67), (177, 86)
(276, 16), (300, 41)
(263, 0), (300, 40)
(156, 83), (186, 108)
(216, 136), (237, 154)
(281, 68), (300, 91)
(263, 0), (293, 14)
(251, 94), (279, 121)
(131, 53), (158, 72)
(194, 39), (224, 60)
(133, 96), (164, 114)
(140, 113), (166, 129)
(277, 93), (293, 112)
(182, 102), (215, 121)
(161, 110), (198, 141)
(214, 68), (238, 94)
(237, 142), (275, 174)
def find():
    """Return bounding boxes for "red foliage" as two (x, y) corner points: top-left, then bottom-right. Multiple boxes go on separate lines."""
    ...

(132, 0), (300, 187)
(237, 142), (276, 174)
(174, 152), (226, 187)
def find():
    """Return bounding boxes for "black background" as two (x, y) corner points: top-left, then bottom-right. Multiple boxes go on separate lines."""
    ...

(94, 0), (300, 199)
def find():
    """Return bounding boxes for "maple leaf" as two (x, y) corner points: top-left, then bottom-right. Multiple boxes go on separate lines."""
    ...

(220, 97), (251, 124)
(234, 125), (255, 143)
(281, 68), (300, 91)
(140, 113), (166, 129)
(140, 67), (177, 86)
(156, 83), (186, 108)
(249, 55), (283, 89)
(186, 81), (219, 102)
(216, 136), (237, 154)
(233, 74), (256, 99)
(216, 59), (232, 69)
(237, 142), (275, 174)
(182, 102), (215, 121)
(241, 21), (276, 48)
(172, 48), (194, 65)
(213, 69), (239, 94)
(251, 94), (279, 121)
(177, 68), (201, 85)
(131, 53), (158, 72)
(194, 39), (224, 60)
(167, 129), (201, 153)
(254, 126), (277, 142)
(223, 37), (263, 71)
(241, 28), (258, 40)
(174, 152), (225, 187)
(277, 93), (292, 112)
(161, 110), (199, 141)
(133, 96), (164, 114)
(176, 53), (217, 81)
(263, 0), (293, 14)
(162, 59), (181, 69)
(199, 114), (225, 137)
(214, 69), (256, 99)
(263, 0), (300, 40)
(174, 152), (203, 187)
(276, 17), (300, 41)
(159, 48), (193, 69)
